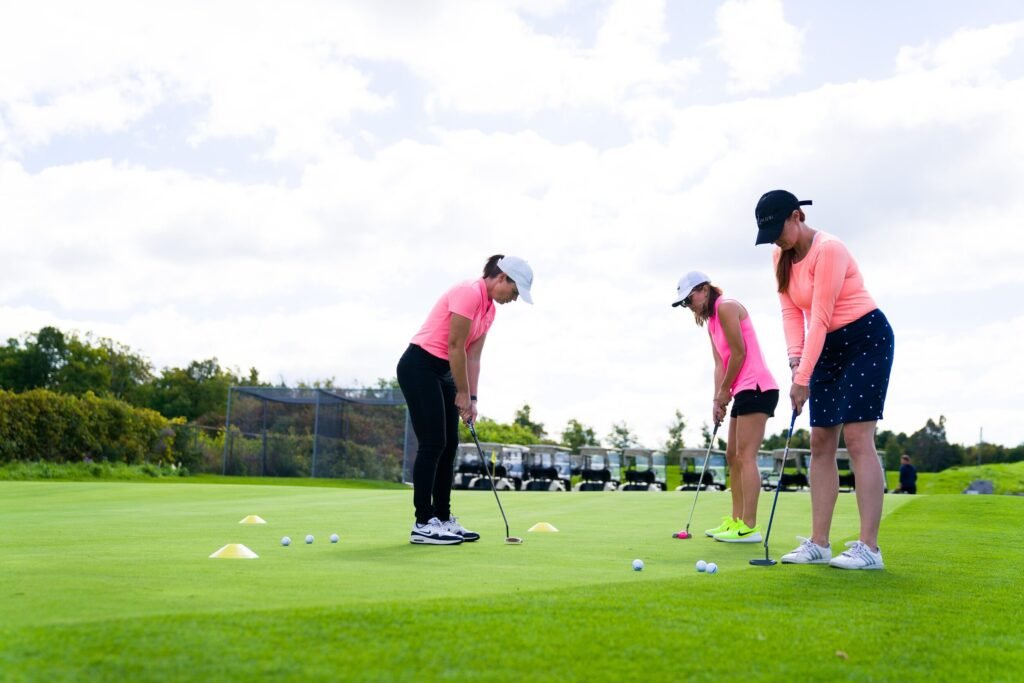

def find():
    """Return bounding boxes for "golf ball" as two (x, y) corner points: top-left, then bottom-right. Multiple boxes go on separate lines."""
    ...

(632, 559), (644, 571)
(696, 560), (707, 572)
(330, 533), (339, 543)
(305, 534), (314, 544)
(281, 536), (291, 546)
(706, 562), (719, 574)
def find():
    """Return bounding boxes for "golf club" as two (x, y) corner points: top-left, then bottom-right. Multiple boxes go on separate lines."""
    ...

(673, 421), (721, 539)
(750, 409), (798, 566)
(468, 421), (523, 545)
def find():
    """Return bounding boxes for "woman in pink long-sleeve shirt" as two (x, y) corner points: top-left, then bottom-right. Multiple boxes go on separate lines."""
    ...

(755, 190), (894, 571)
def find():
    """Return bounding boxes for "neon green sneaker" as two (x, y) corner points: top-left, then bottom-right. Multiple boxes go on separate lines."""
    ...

(704, 516), (737, 538)
(714, 521), (763, 543)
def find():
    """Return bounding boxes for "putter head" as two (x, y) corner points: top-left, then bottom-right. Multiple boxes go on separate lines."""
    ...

(673, 530), (692, 539)
(749, 558), (777, 566)
(505, 536), (523, 545)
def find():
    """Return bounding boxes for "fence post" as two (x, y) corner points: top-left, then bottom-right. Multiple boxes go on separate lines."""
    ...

(312, 390), (321, 478)
(222, 387), (234, 475)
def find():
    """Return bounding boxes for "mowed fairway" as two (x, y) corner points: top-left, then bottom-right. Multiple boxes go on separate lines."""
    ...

(1, 481), (1022, 682)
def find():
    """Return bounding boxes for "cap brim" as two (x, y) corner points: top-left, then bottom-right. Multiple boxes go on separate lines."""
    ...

(755, 222), (784, 245)
(518, 287), (533, 304)
(671, 299), (686, 307)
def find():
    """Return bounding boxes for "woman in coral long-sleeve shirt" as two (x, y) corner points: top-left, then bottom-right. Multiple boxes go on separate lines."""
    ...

(754, 190), (894, 570)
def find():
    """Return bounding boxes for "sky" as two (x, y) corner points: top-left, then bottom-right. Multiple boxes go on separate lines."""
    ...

(2, 0), (1023, 450)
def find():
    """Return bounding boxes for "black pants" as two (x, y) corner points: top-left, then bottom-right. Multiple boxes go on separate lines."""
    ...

(397, 344), (460, 524)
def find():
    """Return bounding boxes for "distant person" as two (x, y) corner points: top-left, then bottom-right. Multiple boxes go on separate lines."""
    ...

(755, 190), (894, 570)
(672, 271), (779, 543)
(397, 255), (533, 545)
(897, 454), (917, 494)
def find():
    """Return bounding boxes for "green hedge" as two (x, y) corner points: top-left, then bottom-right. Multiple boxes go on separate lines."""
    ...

(0, 389), (175, 464)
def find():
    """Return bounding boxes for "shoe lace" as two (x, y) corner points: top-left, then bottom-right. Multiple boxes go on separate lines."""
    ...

(841, 541), (871, 558)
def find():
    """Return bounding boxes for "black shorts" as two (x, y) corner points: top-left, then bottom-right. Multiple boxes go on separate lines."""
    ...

(731, 388), (779, 418)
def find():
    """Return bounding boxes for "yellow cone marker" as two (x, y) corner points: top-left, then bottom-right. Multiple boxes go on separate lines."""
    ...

(239, 515), (267, 524)
(209, 544), (259, 559)
(528, 522), (559, 533)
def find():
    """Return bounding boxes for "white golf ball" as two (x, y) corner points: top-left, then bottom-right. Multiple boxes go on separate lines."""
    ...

(696, 560), (707, 572)
(281, 536), (291, 546)
(330, 533), (339, 543)
(305, 534), (314, 544)
(706, 562), (718, 574)
(632, 559), (644, 571)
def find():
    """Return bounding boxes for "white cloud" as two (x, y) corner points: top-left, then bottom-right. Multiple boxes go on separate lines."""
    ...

(713, 0), (803, 93)
(896, 21), (1024, 83)
(2, 6), (1024, 451)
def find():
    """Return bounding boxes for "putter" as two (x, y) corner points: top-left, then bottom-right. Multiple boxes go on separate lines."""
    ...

(750, 409), (798, 566)
(468, 422), (523, 545)
(673, 421), (721, 539)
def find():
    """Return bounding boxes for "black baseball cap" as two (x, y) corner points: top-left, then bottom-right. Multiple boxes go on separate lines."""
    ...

(754, 190), (812, 245)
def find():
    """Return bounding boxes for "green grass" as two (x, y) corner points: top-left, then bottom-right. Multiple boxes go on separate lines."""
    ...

(0, 461), (406, 490)
(1, 482), (1021, 682)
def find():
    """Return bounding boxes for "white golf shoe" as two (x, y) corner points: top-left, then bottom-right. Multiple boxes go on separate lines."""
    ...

(780, 536), (832, 564)
(441, 516), (480, 542)
(829, 541), (884, 570)
(410, 517), (463, 545)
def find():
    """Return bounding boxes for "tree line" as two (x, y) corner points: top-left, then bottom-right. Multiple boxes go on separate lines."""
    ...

(3, 326), (1020, 474)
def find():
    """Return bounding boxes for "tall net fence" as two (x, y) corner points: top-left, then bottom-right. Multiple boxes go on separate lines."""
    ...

(221, 387), (415, 482)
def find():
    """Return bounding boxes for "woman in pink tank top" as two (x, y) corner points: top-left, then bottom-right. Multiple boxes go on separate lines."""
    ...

(673, 271), (779, 543)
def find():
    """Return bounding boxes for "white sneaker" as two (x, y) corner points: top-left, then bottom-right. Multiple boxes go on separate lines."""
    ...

(441, 516), (480, 542)
(829, 541), (884, 570)
(780, 536), (832, 564)
(410, 517), (463, 545)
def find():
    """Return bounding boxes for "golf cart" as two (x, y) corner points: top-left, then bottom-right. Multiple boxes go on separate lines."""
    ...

(837, 449), (855, 492)
(804, 448), (888, 493)
(757, 450), (775, 488)
(675, 448), (727, 491)
(620, 448), (668, 491)
(762, 447), (809, 491)
(453, 442), (524, 491)
(573, 447), (621, 491)
(522, 444), (573, 492)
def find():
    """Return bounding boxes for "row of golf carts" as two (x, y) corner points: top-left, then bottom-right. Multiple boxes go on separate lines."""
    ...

(453, 442), (864, 492)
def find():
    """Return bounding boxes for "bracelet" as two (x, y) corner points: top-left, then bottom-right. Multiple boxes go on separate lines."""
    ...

(470, 395), (478, 401)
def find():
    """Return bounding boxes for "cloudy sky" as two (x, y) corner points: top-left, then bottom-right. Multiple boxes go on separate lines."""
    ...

(2, 0), (1023, 449)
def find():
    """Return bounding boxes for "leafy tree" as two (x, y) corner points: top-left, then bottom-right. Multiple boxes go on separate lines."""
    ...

(513, 403), (546, 440)
(458, 417), (539, 445)
(762, 427), (810, 450)
(0, 328), (153, 403)
(607, 421), (638, 450)
(147, 358), (256, 425)
(664, 410), (686, 460)
(560, 419), (599, 453)
(701, 421), (727, 450)
(906, 416), (960, 472)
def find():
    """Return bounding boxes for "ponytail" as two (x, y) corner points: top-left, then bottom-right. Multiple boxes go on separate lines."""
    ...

(483, 255), (504, 278)
(776, 250), (794, 294)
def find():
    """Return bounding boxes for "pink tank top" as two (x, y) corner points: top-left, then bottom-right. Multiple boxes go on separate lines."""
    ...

(708, 298), (778, 393)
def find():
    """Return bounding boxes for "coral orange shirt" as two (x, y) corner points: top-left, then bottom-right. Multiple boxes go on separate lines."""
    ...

(774, 232), (877, 385)
(410, 278), (495, 360)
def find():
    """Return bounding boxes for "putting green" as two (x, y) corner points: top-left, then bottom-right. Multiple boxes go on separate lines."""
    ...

(1, 481), (1020, 681)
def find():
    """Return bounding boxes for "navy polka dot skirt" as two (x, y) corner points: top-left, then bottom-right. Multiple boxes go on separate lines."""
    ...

(809, 309), (894, 427)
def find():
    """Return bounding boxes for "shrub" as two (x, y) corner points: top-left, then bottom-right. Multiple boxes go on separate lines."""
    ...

(0, 389), (174, 464)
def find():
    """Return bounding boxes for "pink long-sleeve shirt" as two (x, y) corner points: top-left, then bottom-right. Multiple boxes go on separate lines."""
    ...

(774, 232), (877, 385)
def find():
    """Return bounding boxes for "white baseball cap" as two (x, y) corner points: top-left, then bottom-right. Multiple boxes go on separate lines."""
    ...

(671, 271), (710, 307)
(497, 256), (534, 304)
